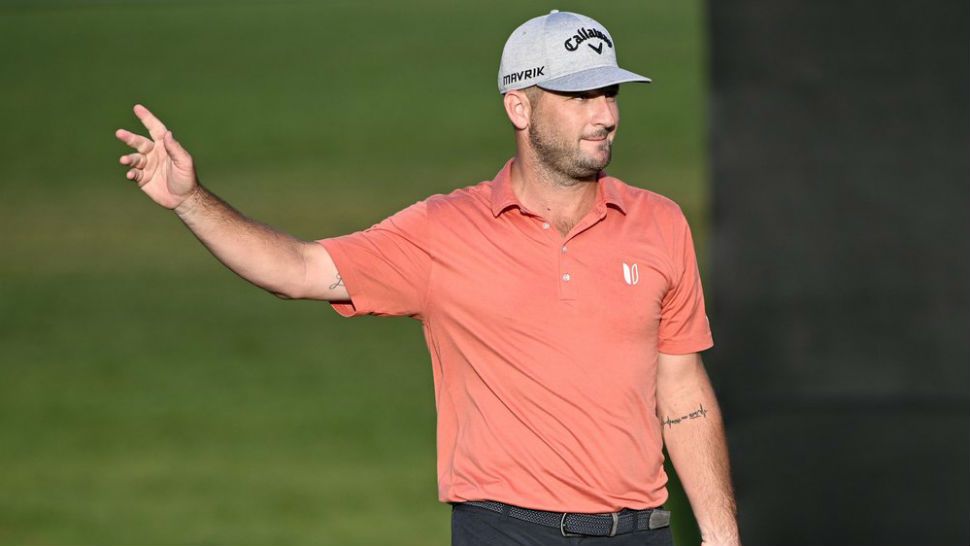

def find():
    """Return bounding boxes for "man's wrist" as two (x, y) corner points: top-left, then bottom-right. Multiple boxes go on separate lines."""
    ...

(173, 184), (205, 218)
(701, 527), (741, 546)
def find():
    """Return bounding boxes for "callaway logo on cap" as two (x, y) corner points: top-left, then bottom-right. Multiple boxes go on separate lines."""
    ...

(498, 10), (652, 94)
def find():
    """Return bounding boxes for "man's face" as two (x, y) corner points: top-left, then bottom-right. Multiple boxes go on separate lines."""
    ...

(527, 85), (620, 182)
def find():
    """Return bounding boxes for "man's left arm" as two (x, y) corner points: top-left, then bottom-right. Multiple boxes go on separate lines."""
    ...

(656, 351), (740, 546)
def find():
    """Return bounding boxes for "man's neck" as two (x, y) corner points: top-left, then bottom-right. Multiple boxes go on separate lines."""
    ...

(509, 152), (599, 224)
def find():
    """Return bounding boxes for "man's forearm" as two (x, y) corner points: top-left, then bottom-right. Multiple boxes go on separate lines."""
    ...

(662, 393), (739, 545)
(174, 184), (311, 298)
(657, 354), (740, 546)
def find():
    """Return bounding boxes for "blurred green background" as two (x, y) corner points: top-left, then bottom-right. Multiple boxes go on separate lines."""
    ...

(0, 1), (709, 544)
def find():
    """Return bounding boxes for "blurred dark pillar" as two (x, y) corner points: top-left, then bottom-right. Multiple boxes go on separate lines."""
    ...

(707, 1), (969, 545)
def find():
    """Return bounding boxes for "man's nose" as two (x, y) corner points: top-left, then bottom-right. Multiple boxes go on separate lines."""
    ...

(590, 96), (618, 131)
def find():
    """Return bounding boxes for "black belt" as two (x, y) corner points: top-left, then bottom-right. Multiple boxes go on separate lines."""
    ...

(456, 499), (671, 537)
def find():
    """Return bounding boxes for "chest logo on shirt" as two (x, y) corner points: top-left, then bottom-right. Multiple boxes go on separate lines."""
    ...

(622, 262), (640, 286)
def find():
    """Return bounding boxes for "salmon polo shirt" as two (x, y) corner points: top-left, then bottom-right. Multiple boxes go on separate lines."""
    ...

(317, 159), (713, 513)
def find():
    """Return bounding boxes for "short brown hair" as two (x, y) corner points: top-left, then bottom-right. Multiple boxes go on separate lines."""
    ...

(521, 85), (543, 107)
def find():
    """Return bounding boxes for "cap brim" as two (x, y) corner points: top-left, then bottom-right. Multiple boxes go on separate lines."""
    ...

(538, 66), (651, 92)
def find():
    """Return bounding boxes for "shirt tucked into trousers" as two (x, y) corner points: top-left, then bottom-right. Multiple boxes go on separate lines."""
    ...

(451, 502), (675, 546)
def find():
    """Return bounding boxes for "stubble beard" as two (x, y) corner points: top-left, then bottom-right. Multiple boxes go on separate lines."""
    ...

(528, 115), (612, 185)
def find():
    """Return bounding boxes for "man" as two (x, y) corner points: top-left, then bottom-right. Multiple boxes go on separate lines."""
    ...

(115, 10), (740, 546)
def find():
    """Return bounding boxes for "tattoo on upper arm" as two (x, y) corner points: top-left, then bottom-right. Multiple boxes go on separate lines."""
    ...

(662, 403), (708, 429)
(329, 274), (344, 291)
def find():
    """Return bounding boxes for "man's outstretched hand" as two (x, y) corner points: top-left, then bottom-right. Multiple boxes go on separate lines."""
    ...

(115, 104), (198, 210)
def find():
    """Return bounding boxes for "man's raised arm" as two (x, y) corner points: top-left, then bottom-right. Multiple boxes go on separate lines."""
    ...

(114, 104), (346, 301)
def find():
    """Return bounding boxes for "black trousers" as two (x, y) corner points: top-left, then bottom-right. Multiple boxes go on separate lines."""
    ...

(451, 502), (676, 546)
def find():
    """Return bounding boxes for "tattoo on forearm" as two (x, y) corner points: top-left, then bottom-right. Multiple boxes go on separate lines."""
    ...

(329, 274), (344, 290)
(662, 403), (708, 429)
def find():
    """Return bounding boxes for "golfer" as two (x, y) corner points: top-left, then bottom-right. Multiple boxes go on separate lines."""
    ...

(115, 10), (740, 546)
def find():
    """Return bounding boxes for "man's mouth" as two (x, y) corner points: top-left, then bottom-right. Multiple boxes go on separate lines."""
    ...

(582, 132), (611, 142)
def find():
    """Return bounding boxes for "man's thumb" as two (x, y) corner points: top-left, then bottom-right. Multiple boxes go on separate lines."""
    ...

(162, 131), (192, 168)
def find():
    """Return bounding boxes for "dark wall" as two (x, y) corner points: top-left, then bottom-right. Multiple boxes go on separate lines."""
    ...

(707, 1), (969, 544)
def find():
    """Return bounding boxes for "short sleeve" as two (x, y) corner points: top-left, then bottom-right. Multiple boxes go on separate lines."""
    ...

(657, 210), (714, 354)
(316, 200), (431, 320)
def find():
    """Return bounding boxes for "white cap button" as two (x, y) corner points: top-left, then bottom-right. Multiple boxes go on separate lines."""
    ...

(562, 273), (571, 282)
(542, 222), (550, 230)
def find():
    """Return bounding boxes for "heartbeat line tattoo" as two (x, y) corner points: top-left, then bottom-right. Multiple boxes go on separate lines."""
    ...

(329, 274), (344, 290)
(662, 403), (709, 429)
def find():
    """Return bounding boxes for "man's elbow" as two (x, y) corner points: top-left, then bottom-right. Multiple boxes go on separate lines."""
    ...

(266, 279), (309, 300)
(271, 289), (297, 300)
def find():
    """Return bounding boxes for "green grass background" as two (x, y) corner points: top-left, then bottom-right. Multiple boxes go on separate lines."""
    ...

(0, 1), (710, 543)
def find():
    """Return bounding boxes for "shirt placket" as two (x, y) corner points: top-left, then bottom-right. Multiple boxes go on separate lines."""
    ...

(558, 235), (575, 301)
(533, 205), (609, 302)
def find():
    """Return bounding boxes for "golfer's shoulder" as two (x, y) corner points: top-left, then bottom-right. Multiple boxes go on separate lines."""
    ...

(421, 178), (496, 217)
(602, 174), (687, 222)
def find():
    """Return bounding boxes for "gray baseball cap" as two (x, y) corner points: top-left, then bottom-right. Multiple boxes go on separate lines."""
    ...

(498, 10), (651, 94)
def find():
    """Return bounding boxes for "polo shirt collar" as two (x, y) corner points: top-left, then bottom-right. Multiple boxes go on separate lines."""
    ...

(489, 158), (628, 217)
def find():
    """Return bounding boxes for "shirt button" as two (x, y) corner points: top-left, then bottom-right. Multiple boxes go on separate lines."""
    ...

(542, 222), (550, 230)
(561, 245), (568, 253)
(562, 273), (571, 282)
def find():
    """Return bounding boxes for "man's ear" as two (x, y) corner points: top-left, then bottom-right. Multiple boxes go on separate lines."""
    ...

(503, 90), (532, 130)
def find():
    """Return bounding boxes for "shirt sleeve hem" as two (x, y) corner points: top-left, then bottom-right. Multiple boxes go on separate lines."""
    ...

(317, 238), (370, 317)
(658, 335), (714, 355)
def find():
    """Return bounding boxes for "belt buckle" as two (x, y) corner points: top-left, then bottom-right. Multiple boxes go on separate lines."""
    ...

(560, 511), (620, 537)
(607, 511), (620, 536)
(560, 513), (583, 537)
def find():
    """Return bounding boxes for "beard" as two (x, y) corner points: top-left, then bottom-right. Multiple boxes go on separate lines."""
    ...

(527, 114), (612, 183)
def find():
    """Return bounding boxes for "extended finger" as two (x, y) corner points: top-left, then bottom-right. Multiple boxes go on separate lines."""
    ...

(115, 128), (154, 153)
(133, 104), (168, 140)
(119, 152), (147, 169)
(125, 168), (143, 183)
